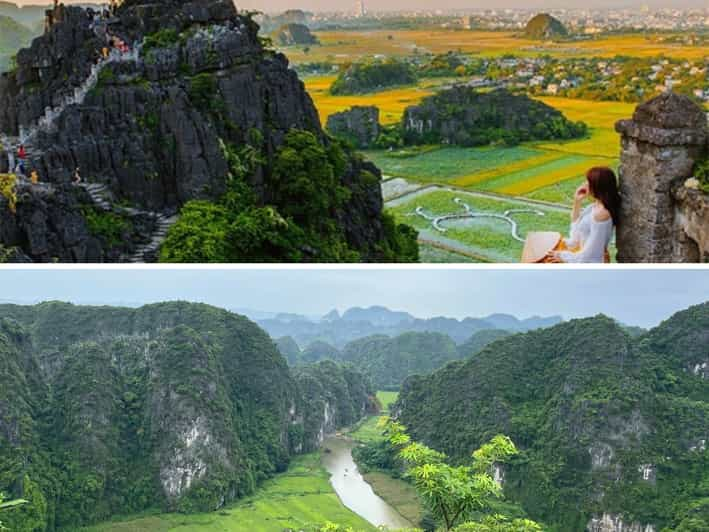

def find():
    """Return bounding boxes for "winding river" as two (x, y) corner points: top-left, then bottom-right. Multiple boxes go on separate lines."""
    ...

(321, 435), (413, 530)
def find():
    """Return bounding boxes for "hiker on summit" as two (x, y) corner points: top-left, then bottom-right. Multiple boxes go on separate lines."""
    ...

(17, 145), (26, 177)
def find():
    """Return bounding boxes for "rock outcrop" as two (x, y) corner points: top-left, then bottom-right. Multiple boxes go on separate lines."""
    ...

(615, 92), (709, 262)
(0, 0), (403, 262)
(0, 180), (160, 261)
(587, 514), (656, 532)
(402, 87), (587, 146)
(0, 301), (376, 528)
(523, 13), (568, 40)
(325, 105), (380, 148)
(271, 22), (318, 46)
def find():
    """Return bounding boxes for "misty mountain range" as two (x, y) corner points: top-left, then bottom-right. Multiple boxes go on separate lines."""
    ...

(241, 305), (563, 347)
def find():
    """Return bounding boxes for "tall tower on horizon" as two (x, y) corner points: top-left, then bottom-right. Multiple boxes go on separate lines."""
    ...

(355, 0), (366, 18)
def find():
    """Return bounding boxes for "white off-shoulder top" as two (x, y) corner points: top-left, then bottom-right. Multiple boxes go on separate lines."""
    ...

(557, 205), (613, 263)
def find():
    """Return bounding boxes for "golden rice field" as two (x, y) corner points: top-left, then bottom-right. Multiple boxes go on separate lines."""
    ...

(304, 75), (436, 125)
(491, 156), (612, 196)
(283, 30), (709, 65)
(452, 151), (565, 188)
(535, 97), (636, 159)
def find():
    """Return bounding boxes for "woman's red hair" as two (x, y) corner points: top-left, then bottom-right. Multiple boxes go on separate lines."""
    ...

(587, 167), (621, 225)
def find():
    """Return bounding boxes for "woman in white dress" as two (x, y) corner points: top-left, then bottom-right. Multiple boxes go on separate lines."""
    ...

(547, 167), (620, 263)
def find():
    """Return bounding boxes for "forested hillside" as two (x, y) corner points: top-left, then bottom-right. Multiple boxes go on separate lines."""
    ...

(278, 328), (516, 389)
(338, 332), (459, 390)
(456, 329), (512, 357)
(0, 302), (375, 531)
(394, 303), (709, 531)
(0, 15), (34, 72)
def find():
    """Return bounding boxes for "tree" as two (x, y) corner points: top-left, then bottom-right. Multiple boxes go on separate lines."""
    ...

(382, 418), (527, 531)
(453, 515), (543, 531)
(0, 492), (27, 531)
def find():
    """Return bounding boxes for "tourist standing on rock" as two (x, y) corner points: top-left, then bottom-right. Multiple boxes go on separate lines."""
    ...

(73, 167), (82, 184)
(17, 145), (26, 176)
(544, 167), (620, 263)
(30, 170), (39, 184)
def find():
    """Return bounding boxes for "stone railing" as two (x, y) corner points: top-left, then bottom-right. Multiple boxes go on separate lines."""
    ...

(615, 92), (708, 263)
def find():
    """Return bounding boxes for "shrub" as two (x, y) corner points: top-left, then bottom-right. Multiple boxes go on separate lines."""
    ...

(142, 28), (180, 52)
(693, 158), (709, 193)
(0, 174), (17, 213)
(161, 129), (417, 262)
(80, 207), (131, 248)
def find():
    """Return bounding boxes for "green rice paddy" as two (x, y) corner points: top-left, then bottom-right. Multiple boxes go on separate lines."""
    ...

(79, 453), (375, 532)
(363, 146), (543, 184)
(388, 189), (572, 262)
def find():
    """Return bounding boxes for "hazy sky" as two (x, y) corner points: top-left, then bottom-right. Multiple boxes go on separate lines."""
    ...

(13, 0), (706, 11)
(247, 0), (704, 13)
(0, 268), (706, 328)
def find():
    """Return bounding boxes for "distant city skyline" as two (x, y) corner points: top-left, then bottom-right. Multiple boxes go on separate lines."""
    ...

(8, 0), (708, 11)
(0, 268), (707, 328)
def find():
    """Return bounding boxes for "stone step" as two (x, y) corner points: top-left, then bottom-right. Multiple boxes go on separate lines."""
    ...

(125, 215), (178, 263)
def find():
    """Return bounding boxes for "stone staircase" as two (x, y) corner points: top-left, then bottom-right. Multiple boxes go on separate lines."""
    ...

(81, 182), (113, 211)
(126, 214), (179, 263)
(17, 44), (141, 146)
(2, 38), (142, 172)
(79, 182), (179, 263)
(0, 23), (183, 263)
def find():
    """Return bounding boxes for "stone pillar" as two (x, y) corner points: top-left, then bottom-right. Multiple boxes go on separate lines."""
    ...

(615, 92), (708, 263)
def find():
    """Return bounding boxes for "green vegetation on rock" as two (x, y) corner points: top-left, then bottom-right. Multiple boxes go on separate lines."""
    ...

(0, 302), (375, 530)
(457, 329), (513, 358)
(394, 304), (709, 531)
(160, 129), (418, 263)
(339, 332), (459, 390)
(0, 15), (33, 72)
(382, 419), (542, 531)
(522, 14), (568, 40)
(330, 59), (417, 95)
(402, 88), (587, 147)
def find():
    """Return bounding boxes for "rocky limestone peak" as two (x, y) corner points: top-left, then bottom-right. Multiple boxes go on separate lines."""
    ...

(115, 0), (240, 41)
(523, 13), (568, 40)
(0, 0), (408, 262)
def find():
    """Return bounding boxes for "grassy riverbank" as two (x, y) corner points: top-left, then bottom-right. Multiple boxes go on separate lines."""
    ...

(349, 392), (425, 527)
(78, 452), (375, 532)
(77, 391), (414, 532)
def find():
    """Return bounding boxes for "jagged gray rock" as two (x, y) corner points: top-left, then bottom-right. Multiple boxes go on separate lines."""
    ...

(271, 23), (319, 46)
(326, 105), (381, 148)
(0, 0), (395, 262)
